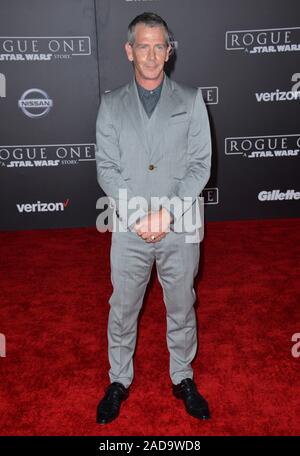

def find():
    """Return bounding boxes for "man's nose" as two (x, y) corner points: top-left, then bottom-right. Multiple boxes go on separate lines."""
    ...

(147, 47), (156, 59)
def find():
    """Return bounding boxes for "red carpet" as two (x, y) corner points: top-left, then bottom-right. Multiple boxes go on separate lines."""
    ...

(0, 218), (299, 436)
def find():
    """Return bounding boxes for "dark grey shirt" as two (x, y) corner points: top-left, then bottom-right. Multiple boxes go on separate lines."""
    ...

(136, 78), (163, 118)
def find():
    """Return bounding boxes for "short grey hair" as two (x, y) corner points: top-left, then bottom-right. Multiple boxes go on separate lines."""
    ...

(127, 12), (171, 46)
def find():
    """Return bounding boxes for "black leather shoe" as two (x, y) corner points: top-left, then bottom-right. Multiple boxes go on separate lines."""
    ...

(96, 382), (129, 424)
(173, 378), (211, 420)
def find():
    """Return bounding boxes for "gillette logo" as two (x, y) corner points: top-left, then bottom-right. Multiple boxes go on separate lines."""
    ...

(258, 190), (300, 201)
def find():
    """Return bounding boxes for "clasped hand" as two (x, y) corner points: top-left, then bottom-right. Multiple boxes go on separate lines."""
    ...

(133, 207), (172, 243)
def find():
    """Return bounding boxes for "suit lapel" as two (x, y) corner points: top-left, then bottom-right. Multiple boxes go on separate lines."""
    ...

(122, 78), (151, 156)
(149, 75), (180, 162)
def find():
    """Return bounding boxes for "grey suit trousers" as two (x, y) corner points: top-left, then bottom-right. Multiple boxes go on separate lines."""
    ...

(108, 228), (200, 388)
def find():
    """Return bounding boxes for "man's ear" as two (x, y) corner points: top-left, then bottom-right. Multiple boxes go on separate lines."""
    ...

(125, 42), (133, 62)
(165, 44), (172, 62)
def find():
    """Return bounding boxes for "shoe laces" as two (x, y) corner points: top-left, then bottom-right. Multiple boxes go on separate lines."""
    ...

(180, 378), (197, 393)
(105, 384), (125, 407)
(180, 379), (204, 402)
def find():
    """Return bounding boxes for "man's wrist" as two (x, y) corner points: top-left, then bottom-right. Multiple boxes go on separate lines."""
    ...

(160, 207), (174, 225)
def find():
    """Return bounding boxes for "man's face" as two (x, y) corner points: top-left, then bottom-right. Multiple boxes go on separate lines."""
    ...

(125, 23), (171, 84)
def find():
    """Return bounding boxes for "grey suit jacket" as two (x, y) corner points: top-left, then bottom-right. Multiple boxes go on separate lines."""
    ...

(95, 74), (212, 232)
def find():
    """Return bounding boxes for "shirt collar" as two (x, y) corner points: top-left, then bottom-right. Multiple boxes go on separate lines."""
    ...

(135, 75), (164, 98)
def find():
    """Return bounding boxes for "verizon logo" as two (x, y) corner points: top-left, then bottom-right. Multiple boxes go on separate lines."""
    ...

(255, 90), (300, 102)
(16, 199), (69, 213)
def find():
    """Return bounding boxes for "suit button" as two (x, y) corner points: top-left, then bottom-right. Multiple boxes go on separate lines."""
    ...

(148, 164), (156, 171)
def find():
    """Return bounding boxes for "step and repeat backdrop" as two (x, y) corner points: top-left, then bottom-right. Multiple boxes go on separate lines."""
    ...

(0, 0), (299, 230)
(0, 0), (100, 230)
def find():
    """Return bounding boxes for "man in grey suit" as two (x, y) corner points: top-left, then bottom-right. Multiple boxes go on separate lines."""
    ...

(96, 12), (212, 424)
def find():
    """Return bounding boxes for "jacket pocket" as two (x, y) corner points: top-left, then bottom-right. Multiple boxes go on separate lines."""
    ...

(168, 115), (189, 125)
